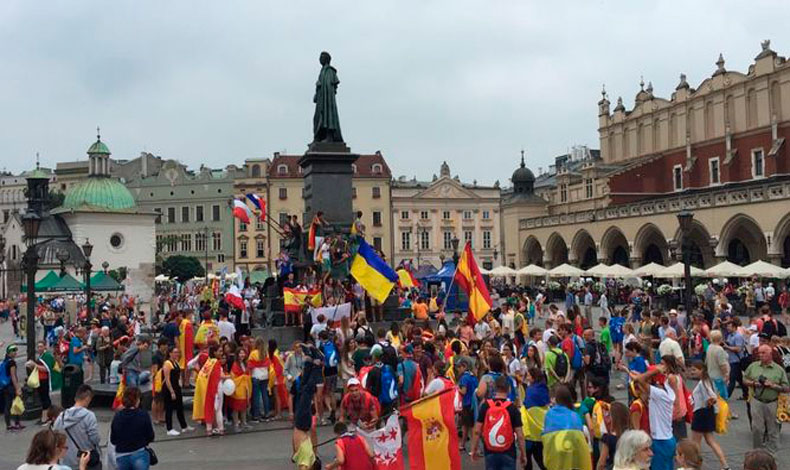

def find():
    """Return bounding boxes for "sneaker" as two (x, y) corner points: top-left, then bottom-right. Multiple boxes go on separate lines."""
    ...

(183, 426), (195, 433)
(167, 429), (180, 437)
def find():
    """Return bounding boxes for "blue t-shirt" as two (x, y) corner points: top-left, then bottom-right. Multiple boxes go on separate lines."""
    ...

(68, 337), (84, 366)
(610, 316), (625, 343)
(725, 331), (745, 364)
(629, 356), (647, 374)
(458, 371), (479, 407)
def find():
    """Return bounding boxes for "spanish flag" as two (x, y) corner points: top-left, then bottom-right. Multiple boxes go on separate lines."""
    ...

(401, 387), (461, 470)
(178, 318), (194, 369)
(112, 377), (125, 410)
(541, 405), (592, 470)
(283, 287), (323, 313)
(350, 238), (398, 303)
(454, 242), (492, 321)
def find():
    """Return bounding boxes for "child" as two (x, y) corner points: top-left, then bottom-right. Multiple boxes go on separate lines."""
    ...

(326, 421), (375, 470)
(109, 351), (122, 385)
(674, 438), (703, 470)
(456, 359), (478, 451)
(598, 316), (613, 354)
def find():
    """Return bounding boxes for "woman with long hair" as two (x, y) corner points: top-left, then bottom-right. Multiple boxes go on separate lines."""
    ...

(385, 322), (402, 348)
(689, 360), (729, 469)
(248, 337), (271, 422)
(661, 355), (688, 440)
(17, 429), (89, 470)
(522, 344), (542, 371)
(597, 401), (630, 470)
(162, 347), (192, 436)
(340, 337), (357, 394)
(229, 347), (252, 431)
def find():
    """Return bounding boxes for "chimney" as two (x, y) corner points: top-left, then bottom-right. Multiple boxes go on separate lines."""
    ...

(141, 152), (148, 177)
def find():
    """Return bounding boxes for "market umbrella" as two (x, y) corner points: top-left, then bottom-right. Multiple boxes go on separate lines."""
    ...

(90, 271), (124, 291)
(585, 263), (635, 278)
(654, 262), (705, 278)
(633, 262), (665, 277)
(740, 260), (789, 278)
(548, 263), (586, 278)
(154, 274), (170, 282)
(488, 265), (517, 276)
(704, 260), (746, 278)
(517, 264), (548, 276)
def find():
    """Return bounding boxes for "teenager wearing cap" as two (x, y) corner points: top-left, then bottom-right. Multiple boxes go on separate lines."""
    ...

(338, 377), (378, 431)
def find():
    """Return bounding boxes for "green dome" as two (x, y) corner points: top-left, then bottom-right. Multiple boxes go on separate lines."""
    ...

(62, 177), (136, 211)
(87, 139), (111, 155)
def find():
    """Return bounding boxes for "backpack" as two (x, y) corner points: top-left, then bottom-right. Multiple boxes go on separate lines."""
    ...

(322, 341), (338, 368)
(591, 400), (611, 439)
(569, 335), (585, 370)
(590, 341), (611, 373)
(549, 348), (568, 380)
(0, 358), (10, 389)
(482, 399), (515, 452)
(378, 364), (398, 405)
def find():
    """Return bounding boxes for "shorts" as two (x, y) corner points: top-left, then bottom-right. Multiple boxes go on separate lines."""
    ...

(691, 407), (715, 433)
(650, 437), (676, 470)
(324, 374), (338, 395)
(461, 405), (474, 427)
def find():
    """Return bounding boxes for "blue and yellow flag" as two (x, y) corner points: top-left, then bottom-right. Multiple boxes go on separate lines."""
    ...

(350, 239), (398, 303)
(542, 405), (592, 470)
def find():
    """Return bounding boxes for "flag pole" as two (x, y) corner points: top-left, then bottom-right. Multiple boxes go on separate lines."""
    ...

(440, 255), (461, 314)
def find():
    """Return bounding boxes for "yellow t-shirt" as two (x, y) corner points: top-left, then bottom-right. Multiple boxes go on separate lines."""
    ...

(412, 303), (429, 320)
(292, 438), (315, 469)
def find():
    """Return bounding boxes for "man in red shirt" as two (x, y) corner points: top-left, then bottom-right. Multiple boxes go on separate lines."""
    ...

(326, 421), (375, 470)
(338, 378), (379, 430)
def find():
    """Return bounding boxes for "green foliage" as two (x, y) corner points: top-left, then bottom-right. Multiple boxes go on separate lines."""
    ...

(108, 266), (128, 282)
(49, 190), (65, 208)
(162, 255), (205, 282)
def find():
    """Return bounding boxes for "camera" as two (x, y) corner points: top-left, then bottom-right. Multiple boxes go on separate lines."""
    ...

(758, 375), (767, 385)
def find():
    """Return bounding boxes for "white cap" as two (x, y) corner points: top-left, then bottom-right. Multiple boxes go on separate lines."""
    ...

(347, 377), (361, 387)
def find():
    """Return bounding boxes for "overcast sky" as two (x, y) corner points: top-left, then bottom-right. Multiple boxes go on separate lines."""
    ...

(1, 1), (789, 185)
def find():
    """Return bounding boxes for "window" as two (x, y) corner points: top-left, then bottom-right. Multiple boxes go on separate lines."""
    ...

(110, 233), (123, 249)
(482, 210), (490, 220)
(279, 188), (287, 200)
(463, 210), (472, 220)
(442, 210), (451, 220)
(195, 205), (204, 222)
(212, 232), (222, 251)
(181, 233), (192, 251)
(464, 230), (473, 248)
(372, 186), (381, 199)
(277, 164), (288, 175)
(420, 230), (430, 250)
(585, 178), (594, 199)
(709, 157), (720, 185)
(420, 210), (429, 220)
(560, 184), (568, 203)
(239, 240), (248, 258)
(443, 231), (453, 250)
(167, 207), (176, 224)
(212, 204), (221, 221)
(373, 237), (383, 251)
(752, 149), (764, 178)
(372, 163), (383, 174)
(483, 230), (492, 249)
(2, 210), (8, 223)
(256, 217), (265, 231)
(401, 211), (409, 220)
(279, 213), (289, 226)
(181, 206), (190, 223)
(256, 240), (265, 258)
(401, 231), (411, 251)
(373, 211), (382, 227)
(352, 187), (357, 199)
(673, 165), (683, 191)
(251, 164), (261, 178)
(195, 232), (207, 251)
(239, 220), (247, 232)
(154, 208), (162, 224)
(217, 253), (225, 263)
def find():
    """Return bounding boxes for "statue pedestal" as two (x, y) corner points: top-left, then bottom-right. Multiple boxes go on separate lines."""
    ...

(299, 142), (359, 234)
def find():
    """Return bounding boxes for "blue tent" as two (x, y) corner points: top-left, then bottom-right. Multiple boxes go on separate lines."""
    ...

(424, 261), (468, 312)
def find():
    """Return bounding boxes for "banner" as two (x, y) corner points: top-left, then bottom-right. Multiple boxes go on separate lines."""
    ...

(310, 302), (352, 327)
(357, 413), (404, 470)
(283, 287), (323, 313)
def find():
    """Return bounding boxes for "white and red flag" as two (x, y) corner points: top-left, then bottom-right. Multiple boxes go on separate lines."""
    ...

(232, 199), (252, 224)
(357, 413), (404, 470)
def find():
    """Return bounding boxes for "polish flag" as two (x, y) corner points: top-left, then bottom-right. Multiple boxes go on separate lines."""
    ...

(232, 199), (252, 224)
(245, 193), (266, 221)
(225, 284), (245, 310)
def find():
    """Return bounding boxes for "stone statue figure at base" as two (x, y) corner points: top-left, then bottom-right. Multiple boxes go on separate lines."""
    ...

(312, 51), (343, 144)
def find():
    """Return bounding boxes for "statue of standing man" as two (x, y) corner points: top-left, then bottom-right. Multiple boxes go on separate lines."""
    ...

(312, 52), (343, 143)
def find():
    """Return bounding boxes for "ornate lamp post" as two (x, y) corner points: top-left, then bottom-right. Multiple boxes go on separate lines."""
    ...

(676, 210), (695, 313)
(56, 250), (69, 278)
(0, 235), (6, 299)
(82, 239), (93, 319)
(102, 261), (109, 274)
(22, 211), (41, 360)
(451, 235), (460, 266)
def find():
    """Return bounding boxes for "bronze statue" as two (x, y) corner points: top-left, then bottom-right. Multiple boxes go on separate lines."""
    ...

(312, 51), (343, 143)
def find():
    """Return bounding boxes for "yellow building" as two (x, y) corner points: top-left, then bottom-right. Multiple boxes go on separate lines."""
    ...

(233, 158), (271, 275)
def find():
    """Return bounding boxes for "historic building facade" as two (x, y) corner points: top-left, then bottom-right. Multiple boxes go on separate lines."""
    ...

(391, 162), (502, 269)
(504, 41), (790, 270)
(233, 158), (272, 275)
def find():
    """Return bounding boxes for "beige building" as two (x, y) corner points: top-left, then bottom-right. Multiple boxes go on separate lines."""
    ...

(233, 158), (272, 275)
(392, 161), (502, 269)
(267, 152), (393, 261)
(503, 41), (790, 271)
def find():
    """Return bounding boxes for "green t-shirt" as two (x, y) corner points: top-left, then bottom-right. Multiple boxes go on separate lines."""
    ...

(292, 437), (315, 469)
(744, 361), (790, 402)
(544, 348), (567, 388)
(600, 327), (613, 353)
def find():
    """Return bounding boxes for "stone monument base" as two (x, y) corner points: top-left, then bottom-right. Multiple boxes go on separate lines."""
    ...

(299, 142), (359, 233)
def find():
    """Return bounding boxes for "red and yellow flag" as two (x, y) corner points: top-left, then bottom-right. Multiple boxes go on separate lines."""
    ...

(401, 388), (461, 470)
(454, 242), (492, 321)
(283, 287), (323, 312)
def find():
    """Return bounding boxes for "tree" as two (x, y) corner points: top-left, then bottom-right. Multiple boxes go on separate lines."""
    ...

(108, 266), (128, 282)
(162, 255), (205, 282)
(48, 190), (65, 209)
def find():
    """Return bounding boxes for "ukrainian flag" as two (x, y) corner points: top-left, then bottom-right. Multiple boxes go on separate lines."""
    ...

(350, 239), (398, 303)
(542, 405), (592, 470)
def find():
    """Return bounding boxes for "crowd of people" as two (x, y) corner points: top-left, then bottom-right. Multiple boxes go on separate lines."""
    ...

(3, 267), (790, 470)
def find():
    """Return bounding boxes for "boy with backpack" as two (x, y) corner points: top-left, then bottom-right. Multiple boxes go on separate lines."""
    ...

(560, 323), (586, 399)
(456, 359), (478, 452)
(583, 327), (612, 387)
(318, 330), (340, 425)
(544, 336), (570, 389)
(470, 376), (527, 469)
(364, 345), (398, 416)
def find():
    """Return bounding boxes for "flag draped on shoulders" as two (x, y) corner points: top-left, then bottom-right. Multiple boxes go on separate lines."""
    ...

(357, 413), (405, 470)
(541, 405), (592, 470)
(112, 376), (126, 410)
(401, 388), (461, 470)
(350, 239), (398, 303)
(453, 242), (492, 321)
(522, 382), (550, 442)
(193, 357), (222, 426)
(178, 319), (194, 369)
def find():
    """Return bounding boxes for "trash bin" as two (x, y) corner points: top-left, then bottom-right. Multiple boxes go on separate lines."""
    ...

(61, 364), (83, 409)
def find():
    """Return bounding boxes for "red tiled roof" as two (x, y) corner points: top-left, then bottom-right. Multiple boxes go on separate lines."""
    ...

(269, 152), (391, 178)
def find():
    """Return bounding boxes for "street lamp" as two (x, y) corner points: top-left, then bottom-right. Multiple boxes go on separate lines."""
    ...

(102, 261), (109, 273)
(56, 250), (69, 277)
(676, 210), (695, 313)
(22, 211), (41, 360)
(82, 239), (93, 319)
(0, 235), (6, 299)
(451, 235), (460, 266)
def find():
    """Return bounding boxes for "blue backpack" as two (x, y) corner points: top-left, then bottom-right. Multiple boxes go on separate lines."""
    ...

(379, 364), (399, 405)
(570, 335), (585, 370)
(0, 358), (10, 389)
(322, 341), (338, 368)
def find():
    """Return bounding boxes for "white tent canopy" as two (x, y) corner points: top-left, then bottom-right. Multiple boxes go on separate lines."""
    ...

(654, 262), (705, 279)
(585, 263), (635, 278)
(633, 262), (665, 277)
(517, 264), (548, 276)
(488, 265), (517, 276)
(740, 260), (789, 278)
(704, 260), (746, 278)
(548, 263), (586, 278)
(154, 274), (170, 282)
(479, 267), (491, 275)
